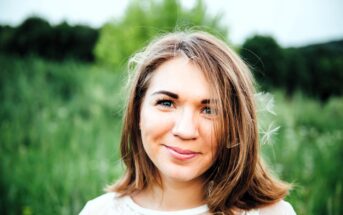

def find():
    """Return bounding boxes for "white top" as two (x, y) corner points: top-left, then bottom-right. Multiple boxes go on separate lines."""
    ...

(79, 192), (296, 215)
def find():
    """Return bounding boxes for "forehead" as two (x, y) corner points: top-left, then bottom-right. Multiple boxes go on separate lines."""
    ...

(146, 56), (212, 99)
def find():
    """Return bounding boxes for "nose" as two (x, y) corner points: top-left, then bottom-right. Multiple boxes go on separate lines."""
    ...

(172, 108), (199, 140)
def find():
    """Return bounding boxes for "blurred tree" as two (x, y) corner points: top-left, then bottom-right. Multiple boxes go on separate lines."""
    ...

(240, 35), (286, 90)
(240, 35), (343, 99)
(51, 22), (98, 61)
(52, 22), (73, 60)
(0, 16), (98, 61)
(283, 48), (309, 95)
(95, 0), (228, 70)
(298, 41), (343, 100)
(0, 25), (15, 53)
(76, 25), (99, 61)
(7, 16), (52, 56)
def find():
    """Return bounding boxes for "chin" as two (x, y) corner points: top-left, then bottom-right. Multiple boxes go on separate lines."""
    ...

(167, 175), (196, 183)
(160, 168), (202, 183)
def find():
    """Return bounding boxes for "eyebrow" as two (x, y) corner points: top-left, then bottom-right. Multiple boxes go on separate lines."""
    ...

(151, 90), (179, 99)
(201, 99), (212, 104)
(201, 99), (219, 105)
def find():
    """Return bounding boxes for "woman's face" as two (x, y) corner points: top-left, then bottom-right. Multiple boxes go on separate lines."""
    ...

(139, 56), (218, 184)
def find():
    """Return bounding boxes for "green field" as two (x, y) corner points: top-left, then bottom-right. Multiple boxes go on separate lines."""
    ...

(1, 55), (342, 214)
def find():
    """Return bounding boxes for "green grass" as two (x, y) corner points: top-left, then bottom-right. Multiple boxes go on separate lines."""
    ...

(261, 92), (343, 215)
(0, 55), (342, 214)
(0, 55), (125, 214)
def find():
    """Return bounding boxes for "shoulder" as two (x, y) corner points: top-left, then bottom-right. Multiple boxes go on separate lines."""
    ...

(258, 200), (296, 215)
(79, 192), (122, 215)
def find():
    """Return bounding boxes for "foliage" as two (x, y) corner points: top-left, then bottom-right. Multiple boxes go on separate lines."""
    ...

(95, 0), (228, 70)
(0, 55), (342, 214)
(0, 16), (98, 61)
(296, 41), (343, 100)
(240, 35), (286, 89)
(240, 35), (343, 100)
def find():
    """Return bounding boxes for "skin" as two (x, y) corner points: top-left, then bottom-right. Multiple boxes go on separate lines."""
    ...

(133, 56), (218, 211)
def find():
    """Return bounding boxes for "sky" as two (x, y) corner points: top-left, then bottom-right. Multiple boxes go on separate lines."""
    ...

(0, 0), (342, 47)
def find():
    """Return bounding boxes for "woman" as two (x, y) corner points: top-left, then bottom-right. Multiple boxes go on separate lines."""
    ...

(80, 31), (296, 215)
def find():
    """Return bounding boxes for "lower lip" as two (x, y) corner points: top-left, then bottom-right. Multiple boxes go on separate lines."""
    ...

(164, 146), (199, 160)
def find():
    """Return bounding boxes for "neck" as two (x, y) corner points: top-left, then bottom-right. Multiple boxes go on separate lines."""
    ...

(132, 176), (206, 211)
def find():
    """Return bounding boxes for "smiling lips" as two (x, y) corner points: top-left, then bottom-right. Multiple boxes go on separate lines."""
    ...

(164, 145), (200, 160)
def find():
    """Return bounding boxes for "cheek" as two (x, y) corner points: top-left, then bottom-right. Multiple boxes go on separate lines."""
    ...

(140, 102), (154, 133)
(139, 104), (174, 145)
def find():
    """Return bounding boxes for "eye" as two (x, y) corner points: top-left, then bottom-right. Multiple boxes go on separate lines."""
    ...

(201, 106), (218, 116)
(156, 99), (174, 108)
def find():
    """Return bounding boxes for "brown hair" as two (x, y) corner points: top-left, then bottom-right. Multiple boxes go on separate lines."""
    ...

(108, 31), (291, 214)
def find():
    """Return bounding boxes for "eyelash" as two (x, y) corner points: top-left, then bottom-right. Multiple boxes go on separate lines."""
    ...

(155, 98), (217, 116)
(201, 106), (213, 115)
(155, 99), (174, 108)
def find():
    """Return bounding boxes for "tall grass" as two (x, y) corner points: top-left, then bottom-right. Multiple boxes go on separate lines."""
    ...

(262, 92), (343, 215)
(0, 55), (342, 214)
(0, 55), (125, 214)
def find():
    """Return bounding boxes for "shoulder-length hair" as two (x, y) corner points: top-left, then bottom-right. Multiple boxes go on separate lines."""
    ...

(108, 31), (291, 214)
